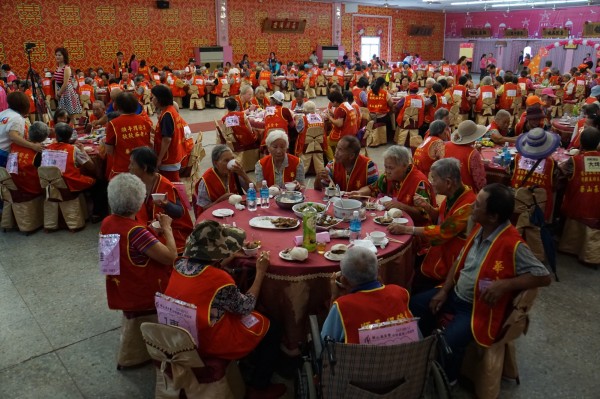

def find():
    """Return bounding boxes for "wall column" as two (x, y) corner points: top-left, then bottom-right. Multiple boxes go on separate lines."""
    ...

(216, 0), (229, 46)
(332, 2), (342, 46)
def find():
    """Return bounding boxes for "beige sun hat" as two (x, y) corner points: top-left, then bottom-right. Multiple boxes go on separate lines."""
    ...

(452, 120), (488, 145)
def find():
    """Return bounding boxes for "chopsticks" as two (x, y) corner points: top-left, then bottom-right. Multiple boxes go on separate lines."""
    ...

(387, 237), (405, 244)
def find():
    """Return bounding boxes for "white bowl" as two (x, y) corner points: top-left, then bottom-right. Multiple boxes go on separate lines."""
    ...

(151, 193), (167, 202)
(332, 198), (362, 221)
(151, 220), (161, 230)
(292, 202), (327, 218)
(285, 182), (296, 191)
(369, 231), (387, 244)
(243, 245), (260, 256)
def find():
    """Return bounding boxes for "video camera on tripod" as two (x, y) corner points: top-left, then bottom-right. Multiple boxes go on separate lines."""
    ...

(25, 42), (36, 52)
(23, 42), (50, 121)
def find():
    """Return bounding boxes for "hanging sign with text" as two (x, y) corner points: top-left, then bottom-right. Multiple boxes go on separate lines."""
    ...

(583, 22), (600, 38)
(504, 29), (529, 38)
(461, 28), (491, 38)
(541, 27), (569, 38)
(262, 18), (306, 33)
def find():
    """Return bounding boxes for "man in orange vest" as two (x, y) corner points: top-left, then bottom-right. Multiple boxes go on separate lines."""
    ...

(410, 183), (551, 384)
(321, 246), (413, 343)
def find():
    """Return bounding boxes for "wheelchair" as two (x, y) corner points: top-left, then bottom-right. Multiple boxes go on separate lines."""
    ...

(295, 315), (452, 399)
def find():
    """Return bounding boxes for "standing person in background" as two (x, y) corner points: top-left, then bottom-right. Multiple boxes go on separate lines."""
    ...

(53, 47), (82, 116)
(129, 54), (139, 77)
(268, 52), (278, 74)
(240, 54), (250, 71)
(486, 53), (497, 67)
(113, 52), (128, 80)
(309, 51), (319, 65)
(584, 53), (594, 70)
(479, 54), (487, 79)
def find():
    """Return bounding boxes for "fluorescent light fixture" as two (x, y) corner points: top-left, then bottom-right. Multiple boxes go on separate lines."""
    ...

(491, 0), (587, 6)
(451, 0), (520, 5)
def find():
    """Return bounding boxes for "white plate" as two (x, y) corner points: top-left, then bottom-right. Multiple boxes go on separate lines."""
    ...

(392, 218), (409, 225)
(316, 216), (343, 231)
(324, 251), (344, 262)
(212, 209), (234, 218)
(279, 249), (299, 261)
(373, 216), (394, 226)
(367, 236), (389, 247)
(249, 216), (300, 230)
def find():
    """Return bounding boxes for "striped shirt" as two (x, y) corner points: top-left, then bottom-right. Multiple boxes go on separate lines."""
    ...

(54, 66), (65, 85)
(129, 227), (159, 265)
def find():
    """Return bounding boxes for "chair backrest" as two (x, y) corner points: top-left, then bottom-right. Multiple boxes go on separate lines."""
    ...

(222, 84), (230, 97)
(0, 167), (17, 202)
(140, 322), (205, 391)
(38, 166), (68, 201)
(494, 288), (538, 345)
(320, 335), (437, 399)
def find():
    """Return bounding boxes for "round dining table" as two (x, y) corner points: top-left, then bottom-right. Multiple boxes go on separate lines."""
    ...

(551, 117), (577, 147)
(202, 189), (415, 353)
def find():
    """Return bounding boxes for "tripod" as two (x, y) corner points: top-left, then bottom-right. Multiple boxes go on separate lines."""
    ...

(25, 47), (50, 122)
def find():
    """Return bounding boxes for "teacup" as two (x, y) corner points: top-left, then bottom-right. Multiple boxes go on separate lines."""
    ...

(227, 159), (237, 170)
(369, 231), (387, 244)
(325, 187), (338, 197)
(151, 193), (167, 203)
(285, 182), (297, 191)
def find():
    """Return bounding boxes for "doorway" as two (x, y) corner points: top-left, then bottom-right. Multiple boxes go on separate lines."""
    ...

(361, 36), (380, 62)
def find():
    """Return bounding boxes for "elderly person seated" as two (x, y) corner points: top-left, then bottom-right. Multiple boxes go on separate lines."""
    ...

(263, 91), (296, 149)
(410, 183), (551, 384)
(326, 90), (358, 154)
(294, 101), (329, 159)
(222, 97), (259, 147)
(128, 147), (193, 254)
(195, 144), (252, 215)
(255, 130), (305, 189)
(445, 120), (487, 193)
(251, 86), (271, 109)
(100, 173), (177, 369)
(0, 92), (42, 167)
(515, 102), (547, 136)
(559, 127), (600, 266)
(486, 109), (516, 145)
(321, 246), (413, 344)
(88, 100), (107, 128)
(164, 221), (286, 399)
(315, 135), (378, 193)
(413, 120), (448, 177)
(390, 158), (476, 292)
(234, 84), (255, 112)
(8, 121), (48, 197)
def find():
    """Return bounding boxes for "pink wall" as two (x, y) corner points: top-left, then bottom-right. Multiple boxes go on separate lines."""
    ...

(445, 6), (600, 39)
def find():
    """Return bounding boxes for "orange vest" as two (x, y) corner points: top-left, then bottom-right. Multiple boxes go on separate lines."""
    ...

(45, 143), (95, 192)
(498, 83), (520, 110)
(421, 187), (476, 280)
(414, 136), (442, 177)
(259, 70), (272, 90)
(561, 151), (600, 221)
(251, 96), (270, 109)
(42, 78), (54, 97)
(297, 71), (308, 87)
(487, 120), (507, 137)
(76, 77), (85, 91)
(367, 89), (390, 114)
(100, 215), (171, 311)
(259, 154), (300, 187)
(335, 285), (413, 344)
(212, 77), (229, 96)
(309, 67), (320, 87)
(152, 73), (161, 85)
(79, 84), (95, 103)
(332, 154), (371, 191)
(136, 174), (193, 253)
(452, 84), (471, 113)
(234, 95), (250, 111)
(295, 114), (326, 155)
(154, 105), (185, 167)
(393, 165), (433, 210)
(192, 76), (206, 97)
(94, 76), (104, 88)
(108, 83), (120, 94)
(222, 111), (257, 147)
(229, 74), (241, 95)
(352, 87), (366, 108)
(511, 153), (555, 221)
(194, 167), (238, 215)
(334, 67), (345, 85)
(106, 114), (152, 179)
(8, 143), (42, 195)
(330, 102), (358, 141)
(475, 86), (496, 113)
(444, 142), (477, 191)
(396, 94), (425, 128)
(454, 224), (523, 347)
(138, 66), (150, 81)
(165, 265), (269, 359)
(263, 106), (289, 146)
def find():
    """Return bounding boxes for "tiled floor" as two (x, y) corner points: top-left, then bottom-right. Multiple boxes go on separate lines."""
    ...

(1, 97), (599, 398)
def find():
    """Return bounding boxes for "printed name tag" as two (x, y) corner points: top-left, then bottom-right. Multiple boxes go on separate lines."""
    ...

(195, 79), (204, 85)
(225, 115), (240, 127)
(307, 114), (323, 124)
(507, 89), (517, 97)
(98, 234), (120, 275)
(441, 96), (448, 104)
(519, 83), (526, 91)
(453, 89), (463, 97)
(584, 156), (600, 173)
(482, 91), (493, 99)
(6, 153), (18, 174)
(410, 98), (423, 108)
(358, 319), (420, 346)
(518, 156), (546, 174)
(41, 150), (68, 173)
(577, 80), (585, 86)
(241, 314), (260, 328)
(155, 293), (199, 345)
(81, 90), (91, 97)
(265, 106), (276, 116)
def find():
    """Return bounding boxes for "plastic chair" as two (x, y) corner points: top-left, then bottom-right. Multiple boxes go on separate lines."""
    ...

(140, 322), (245, 399)
(215, 84), (230, 109)
(215, 119), (259, 173)
(363, 120), (387, 148)
(395, 107), (423, 149)
(38, 166), (87, 231)
(0, 167), (44, 233)
(298, 126), (326, 175)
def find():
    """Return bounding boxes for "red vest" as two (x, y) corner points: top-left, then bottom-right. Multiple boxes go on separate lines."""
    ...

(259, 70), (272, 90)
(165, 265), (268, 359)
(475, 86), (496, 113)
(45, 143), (95, 192)
(138, 66), (150, 81)
(499, 83), (521, 110)
(367, 89), (390, 114)
(451, 85), (471, 113)
(568, 120), (586, 149)
(100, 215), (171, 311)
(263, 106), (289, 146)
(332, 154), (371, 191)
(136, 175), (193, 253)
(212, 77), (229, 96)
(296, 114), (326, 155)
(335, 285), (413, 344)
(192, 77), (206, 97)
(8, 144), (42, 195)
(397, 94), (425, 129)
(106, 114), (152, 179)
(421, 187), (476, 280)
(250, 96), (270, 109)
(154, 105), (185, 167)
(222, 111), (256, 147)
(42, 78), (54, 97)
(330, 102), (358, 141)
(444, 142), (477, 190)
(562, 151), (600, 221)
(454, 224), (523, 347)
(511, 154), (555, 221)
(393, 166), (433, 211)
(234, 95), (249, 111)
(352, 87), (365, 107)
(259, 154), (300, 187)
(195, 167), (238, 215)
(171, 79), (186, 98)
(413, 136), (442, 177)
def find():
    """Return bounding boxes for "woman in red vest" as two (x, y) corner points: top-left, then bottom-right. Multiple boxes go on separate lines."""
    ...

(255, 130), (305, 189)
(251, 86), (271, 109)
(101, 173), (177, 369)
(413, 120), (448, 177)
(367, 77), (394, 141)
(8, 121), (48, 197)
(222, 97), (259, 147)
(151, 85), (186, 182)
(326, 90), (358, 153)
(164, 220), (286, 398)
(195, 144), (252, 216)
(445, 120), (488, 193)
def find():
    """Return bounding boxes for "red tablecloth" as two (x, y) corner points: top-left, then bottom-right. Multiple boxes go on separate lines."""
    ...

(551, 118), (577, 147)
(203, 189), (415, 352)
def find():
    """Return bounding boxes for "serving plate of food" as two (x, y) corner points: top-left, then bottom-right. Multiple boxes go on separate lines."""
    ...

(249, 216), (300, 230)
(373, 215), (394, 225)
(324, 244), (348, 262)
(316, 214), (343, 230)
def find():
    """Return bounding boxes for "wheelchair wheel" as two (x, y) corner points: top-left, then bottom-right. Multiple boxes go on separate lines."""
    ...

(295, 359), (318, 399)
(428, 360), (452, 399)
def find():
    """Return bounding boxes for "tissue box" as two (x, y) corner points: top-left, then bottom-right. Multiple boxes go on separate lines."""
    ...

(294, 231), (330, 246)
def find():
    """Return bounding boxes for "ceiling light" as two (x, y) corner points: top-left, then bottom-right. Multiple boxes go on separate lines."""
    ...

(491, 0), (587, 6)
(451, 0), (520, 5)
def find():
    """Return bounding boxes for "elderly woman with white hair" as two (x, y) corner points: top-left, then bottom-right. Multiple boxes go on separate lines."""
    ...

(251, 86), (271, 109)
(474, 76), (496, 125)
(321, 246), (413, 343)
(100, 173), (177, 369)
(255, 130), (305, 189)
(195, 144), (252, 215)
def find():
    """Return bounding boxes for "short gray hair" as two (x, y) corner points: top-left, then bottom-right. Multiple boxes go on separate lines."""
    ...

(211, 144), (232, 167)
(340, 247), (378, 286)
(429, 120), (447, 137)
(430, 158), (462, 184)
(107, 173), (146, 216)
(266, 130), (288, 148)
(255, 86), (267, 95)
(240, 84), (253, 95)
(84, 77), (93, 85)
(303, 100), (316, 113)
(383, 145), (412, 166)
(495, 109), (511, 120)
(434, 108), (449, 121)
(481, 76), (493, 86)
(29, 122), (49, 143)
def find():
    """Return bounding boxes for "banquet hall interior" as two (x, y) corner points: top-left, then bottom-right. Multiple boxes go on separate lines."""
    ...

(1, 0), (600, 398)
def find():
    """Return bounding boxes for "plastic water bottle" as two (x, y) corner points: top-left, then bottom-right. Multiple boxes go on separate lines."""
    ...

(502, 142), (511, 167)
(302, 203), (317, 252)
(247, 183), (257, 212)
(349, 211), (361, 242)
(260, 180), (270, 209)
